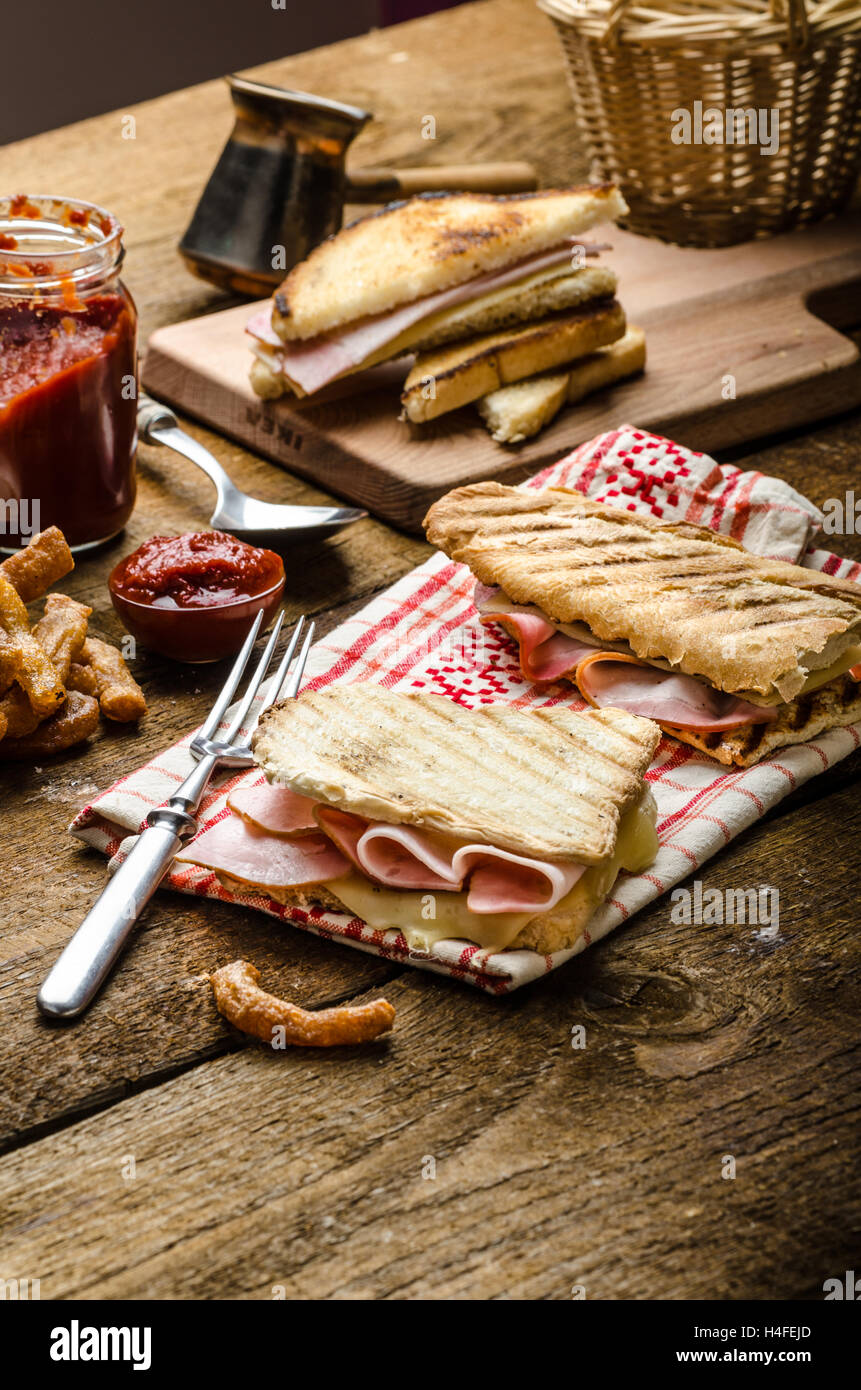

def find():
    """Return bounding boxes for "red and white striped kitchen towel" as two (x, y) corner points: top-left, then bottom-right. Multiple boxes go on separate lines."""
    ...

(71, 426), (861, 993)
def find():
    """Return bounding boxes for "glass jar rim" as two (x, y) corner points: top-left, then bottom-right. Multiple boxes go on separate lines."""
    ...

(0, 194), (124, 297)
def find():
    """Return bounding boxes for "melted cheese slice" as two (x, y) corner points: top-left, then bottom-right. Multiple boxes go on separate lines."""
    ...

(325, 788), (658, 954)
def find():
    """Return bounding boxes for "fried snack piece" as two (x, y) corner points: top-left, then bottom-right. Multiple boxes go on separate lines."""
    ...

(78, 637), (146, 722)
(0, 690), (99, 760)
(66, 661), (99, 697)
(210, 959), (395, 1048)
(32, 594), (92, 683)
(0, 630), (20, 695)
(0, 574), (65, 716)
(0, 527), (74, 603)
(0, 685), (41, 739)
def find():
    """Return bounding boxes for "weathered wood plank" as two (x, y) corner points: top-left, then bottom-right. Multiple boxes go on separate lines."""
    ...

(0, 777), (857, 1299)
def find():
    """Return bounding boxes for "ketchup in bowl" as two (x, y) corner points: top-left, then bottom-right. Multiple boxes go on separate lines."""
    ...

(110, 531), (285, 662)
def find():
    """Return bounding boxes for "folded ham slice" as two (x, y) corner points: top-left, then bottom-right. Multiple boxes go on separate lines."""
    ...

(184, 784), (589, 914)
(176, 815), (349, 888)
(476, 583), (610, 681)
(479, 586), (779, 732)
(247, 240), (606, 396)
(481, 610), (601, 683)
(454, 847), (584, 914)
(575, 652), (778, 731)
(314, 804), (584, 912)
(228, 784), (318, 836)
(315, 807), (461, 892)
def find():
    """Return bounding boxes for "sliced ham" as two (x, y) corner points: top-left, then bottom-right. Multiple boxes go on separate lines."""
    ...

(476, 583), (614, 681)
(314, 805), (582, 911)
(246, 240), (606, 396)
(177, 815), (349, 888)
(453, 848), (585, 914)
(315, 806), (462, 891)
(246, 308), (282, 348)
(479, 586), (779, 731)
(482, 611), (602, 683)
(575, 652), (778, 731)
(227, 784), (319, 836)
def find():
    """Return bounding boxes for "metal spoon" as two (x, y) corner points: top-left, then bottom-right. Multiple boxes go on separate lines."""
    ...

(137, 395), (366, 546)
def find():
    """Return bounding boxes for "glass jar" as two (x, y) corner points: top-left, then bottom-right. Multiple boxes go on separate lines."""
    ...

(0, 194), (138, 553)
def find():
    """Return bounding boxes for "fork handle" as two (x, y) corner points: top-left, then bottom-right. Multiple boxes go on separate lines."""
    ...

(37, 807), (197, 1020)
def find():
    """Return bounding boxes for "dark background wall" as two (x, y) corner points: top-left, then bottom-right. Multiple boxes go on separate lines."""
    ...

(0, 1), (465, 146)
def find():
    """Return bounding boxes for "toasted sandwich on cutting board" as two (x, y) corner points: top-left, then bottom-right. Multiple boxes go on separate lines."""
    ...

(246, 186), (643, 432)
(178, 686), (660, 955)
(424, 483), (861, 768)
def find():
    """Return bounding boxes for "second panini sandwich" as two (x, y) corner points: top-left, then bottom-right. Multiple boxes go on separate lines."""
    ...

(424, 483), (861, 767)
(178, 686), (660, 955)
(247, 185), (643, 429)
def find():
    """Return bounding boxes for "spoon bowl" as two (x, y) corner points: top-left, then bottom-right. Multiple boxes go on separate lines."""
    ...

(137, 396), (366, 545)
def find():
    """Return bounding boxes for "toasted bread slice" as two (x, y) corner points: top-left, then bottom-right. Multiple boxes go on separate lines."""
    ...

(406, 264), (618, 355)
(666, 672), (861, 766)
(252, 685), (659, 866)
(272, 185), (627, 341)
(250, 266), (618, 401)
(402, 299), (626, 422)
(424, 482), (861, 700)
(477, 326), (646, 442)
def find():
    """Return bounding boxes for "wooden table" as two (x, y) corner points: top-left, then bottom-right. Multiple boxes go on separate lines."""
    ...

(1, 0), (859, 1300)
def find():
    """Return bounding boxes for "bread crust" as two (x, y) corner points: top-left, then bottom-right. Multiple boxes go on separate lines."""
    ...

(424, 482), (861, 698)
(253, 685), (659, 865)
(402, 300), (626, 422)
(477, 325), (646, 442)
(272, 185), (627, 341)
(665, 672), (861, 765)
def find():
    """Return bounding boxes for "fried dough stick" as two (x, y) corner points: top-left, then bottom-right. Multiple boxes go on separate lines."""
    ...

(0, 686), (40, 739)
(210, 960), (396, 1047)
(0, 690), (99, 760)
(0, 575), (65, 716)
(0, 596), (89, 739)
(33, 594), (92, 682)
(0, 631), (20, 696)
(66, 662), (99, 697)
(77, 637), (146, 722)
(0, 527), (73, 602)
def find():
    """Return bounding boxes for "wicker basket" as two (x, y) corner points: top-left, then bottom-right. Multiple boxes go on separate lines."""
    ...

(539, 0), (861, 245)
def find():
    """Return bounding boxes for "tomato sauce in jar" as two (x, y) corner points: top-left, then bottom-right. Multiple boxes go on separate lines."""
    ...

(0, 195), (138, 552)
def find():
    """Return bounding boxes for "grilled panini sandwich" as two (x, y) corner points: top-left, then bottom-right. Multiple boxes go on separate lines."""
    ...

(247, 185), (638, 419)
(424, 483), (861, 767)
(178, 686), (660, 955)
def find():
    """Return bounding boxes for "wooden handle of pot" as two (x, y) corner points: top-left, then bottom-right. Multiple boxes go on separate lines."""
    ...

(346, 162), (539, 201)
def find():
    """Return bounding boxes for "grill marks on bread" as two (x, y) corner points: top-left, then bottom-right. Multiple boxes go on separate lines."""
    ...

(424, 483), (861, 697)
(252, 686), (659, 865)
(669, 674), (861, 765)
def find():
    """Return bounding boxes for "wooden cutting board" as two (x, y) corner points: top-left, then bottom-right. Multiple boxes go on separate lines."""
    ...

(143, 215), (861, 532)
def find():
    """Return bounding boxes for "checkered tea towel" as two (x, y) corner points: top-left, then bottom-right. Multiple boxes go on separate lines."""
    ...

(71, 425), (861, 993)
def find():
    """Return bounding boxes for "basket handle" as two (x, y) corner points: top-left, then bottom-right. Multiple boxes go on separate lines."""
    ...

(770, 0), (810, 52)
(601, 0), (810, 53)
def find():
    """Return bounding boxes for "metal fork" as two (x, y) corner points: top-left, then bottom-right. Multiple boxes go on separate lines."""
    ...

(37, 613), (314, 1021)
